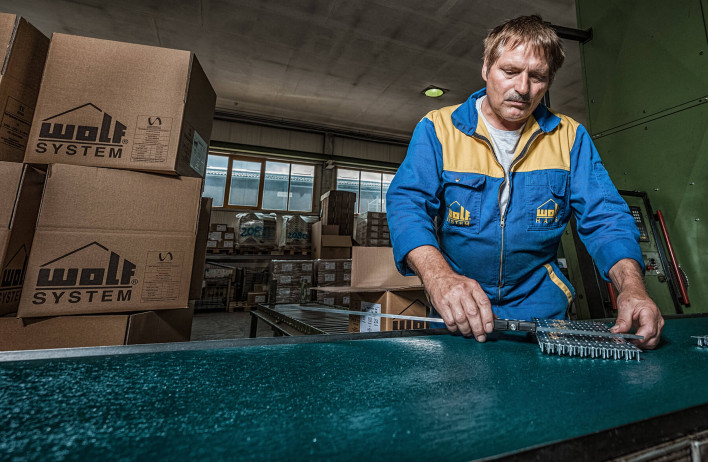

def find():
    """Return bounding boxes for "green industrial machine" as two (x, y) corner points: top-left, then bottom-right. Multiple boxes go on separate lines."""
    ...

(561, 191), (688, 320)
(574, 0), (708, 314)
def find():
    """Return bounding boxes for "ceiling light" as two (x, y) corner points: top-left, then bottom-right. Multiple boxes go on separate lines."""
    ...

(422, 86), (446, 98)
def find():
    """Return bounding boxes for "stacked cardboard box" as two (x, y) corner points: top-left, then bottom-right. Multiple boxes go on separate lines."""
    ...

(280, 215), (317, 248)
(237, 267), (269, 302)
(24, 34), (215, 176)
(0, 14), (49, 162)
(311, 222), (352, 259)
(0, 163), (45, 315)
(0, 15), (49, 317)
(355, 211), (391, 246)
(1, 31), (216, 350)
(269, 260), (314, 304)
(340, 247), (429, 333)
(235, 213), (277, 248)
(189, 197), (212, 300)
(314, 259), (351, 307)
(0, 304), (195, 351)
(315, 259), (351, 286)
(207, 224), (235, 250)
(16, 164), (204, 318)
(320, 190), (356, 237)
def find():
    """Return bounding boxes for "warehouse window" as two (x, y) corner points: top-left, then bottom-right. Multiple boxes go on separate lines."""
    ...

(205, 155), (229, 207)
(335, 168), (394, 213)
(203, 153), (315, 212)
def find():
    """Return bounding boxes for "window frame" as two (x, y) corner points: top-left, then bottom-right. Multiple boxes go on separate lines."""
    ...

(335, 166), (394, 214)
(207, 152), (318, 213)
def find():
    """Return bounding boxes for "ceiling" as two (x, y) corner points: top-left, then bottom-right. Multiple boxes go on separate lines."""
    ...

(2, 0), (586, 142)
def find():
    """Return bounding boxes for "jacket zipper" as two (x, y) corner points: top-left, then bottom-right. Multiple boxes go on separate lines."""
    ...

(473, 129), (544, 302)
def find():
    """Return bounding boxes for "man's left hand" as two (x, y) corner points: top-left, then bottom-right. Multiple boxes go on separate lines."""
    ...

(608, 259), (664, 349)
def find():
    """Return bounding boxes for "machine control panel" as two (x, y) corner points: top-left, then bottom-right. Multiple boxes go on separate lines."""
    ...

(630, 206), (650, 242)
(643, 251), (664, 277)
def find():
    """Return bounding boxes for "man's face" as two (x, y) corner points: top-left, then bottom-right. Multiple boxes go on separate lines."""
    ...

(481, 42), (550, 130)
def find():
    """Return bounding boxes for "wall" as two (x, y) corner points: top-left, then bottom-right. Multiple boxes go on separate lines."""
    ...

(577, 0), (708, 313)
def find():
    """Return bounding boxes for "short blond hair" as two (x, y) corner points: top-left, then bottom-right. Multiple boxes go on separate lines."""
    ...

(483, 15), (565, 83)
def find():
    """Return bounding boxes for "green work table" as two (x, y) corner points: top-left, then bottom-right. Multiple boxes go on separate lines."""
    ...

(1, 316), (707, 461)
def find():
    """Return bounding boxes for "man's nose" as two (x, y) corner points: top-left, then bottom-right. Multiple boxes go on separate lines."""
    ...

(515, 73), (530, 95)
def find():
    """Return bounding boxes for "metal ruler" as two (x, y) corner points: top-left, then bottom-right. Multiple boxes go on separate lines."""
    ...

(292, 305), (644, 340)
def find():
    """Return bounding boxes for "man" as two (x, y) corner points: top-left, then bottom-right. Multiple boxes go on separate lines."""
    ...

(386, 15), (663, 349)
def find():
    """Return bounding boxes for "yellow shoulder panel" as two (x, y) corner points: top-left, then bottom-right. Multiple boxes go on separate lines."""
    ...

(514, 112), (579, 173)
(425, 104), (504, 178)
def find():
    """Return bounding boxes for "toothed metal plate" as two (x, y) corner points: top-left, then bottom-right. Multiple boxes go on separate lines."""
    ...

(534, 319), (642, 361)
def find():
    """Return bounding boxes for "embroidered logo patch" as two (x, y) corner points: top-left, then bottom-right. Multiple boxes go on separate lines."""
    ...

(447, 201), (471, 226)
(536, 199), (559, 224)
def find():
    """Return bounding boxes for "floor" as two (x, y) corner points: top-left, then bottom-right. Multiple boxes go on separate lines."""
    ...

(190, 309), (275, 341)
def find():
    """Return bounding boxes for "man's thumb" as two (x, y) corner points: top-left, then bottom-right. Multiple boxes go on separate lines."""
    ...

(610, 313), (632, 333)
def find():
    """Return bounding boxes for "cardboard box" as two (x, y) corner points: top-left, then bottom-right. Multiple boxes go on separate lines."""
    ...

(189, 197), (212, 300)
(0, 14), (49, 162)
(350, 247), (421, 289)
(17, 164), (202, 317)
(320, 190), (356, 237)
(0, 162), (46, 315)
(314, 246), (426, 332)
(24, 33), (216, 177)
(312, 221), (351, 260)
(348, 289), (429, 332)
(247, 291), (267, 306)
(347, 247), (424, 333)
(0, 305), (193, 351)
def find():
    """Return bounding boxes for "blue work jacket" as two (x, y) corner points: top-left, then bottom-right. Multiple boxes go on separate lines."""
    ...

(386, 88), (642, 320)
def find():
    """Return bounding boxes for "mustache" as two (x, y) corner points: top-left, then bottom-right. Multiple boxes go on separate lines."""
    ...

(505, 92), (531, 103)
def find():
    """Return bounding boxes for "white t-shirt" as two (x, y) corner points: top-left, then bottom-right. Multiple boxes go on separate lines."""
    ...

(476, 96), (524, 217)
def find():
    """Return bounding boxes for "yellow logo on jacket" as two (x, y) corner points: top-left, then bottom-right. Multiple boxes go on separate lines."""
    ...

(536, 199), (559, 224)
(447, 201), (471, 226)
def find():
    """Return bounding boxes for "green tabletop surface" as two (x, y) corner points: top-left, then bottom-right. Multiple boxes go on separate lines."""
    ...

(1, 316), (707, 461)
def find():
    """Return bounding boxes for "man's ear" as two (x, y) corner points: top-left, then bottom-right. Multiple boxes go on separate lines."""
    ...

(481, 61), (488, 83)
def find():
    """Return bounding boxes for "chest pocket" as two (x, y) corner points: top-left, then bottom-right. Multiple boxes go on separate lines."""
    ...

(441, 171), (486, 234)
(525, 170), (569, 231)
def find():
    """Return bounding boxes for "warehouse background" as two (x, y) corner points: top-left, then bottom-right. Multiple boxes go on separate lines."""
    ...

(1, 0), (705, 320)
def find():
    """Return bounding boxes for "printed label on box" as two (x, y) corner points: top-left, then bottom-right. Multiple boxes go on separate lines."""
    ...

(254, 295), (266, 303)
(323, 297), (334, 305)
(301, 263), (313, 272)
(324, 262), (336, 270)
(190, 129), (208, 176)
(280, 275), (292, 284)
(282, 263), (293, 272)
(343, 261), (352, 270)
(324, 273), (335, 282)
(0, 96), (33, 152)
(360, 301), (381, 332)
(141, 250), (183, 302)
(132, 116), (172, 163)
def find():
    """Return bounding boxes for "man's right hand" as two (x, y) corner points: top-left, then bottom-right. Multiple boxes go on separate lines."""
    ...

(406, 246), (494, 341)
